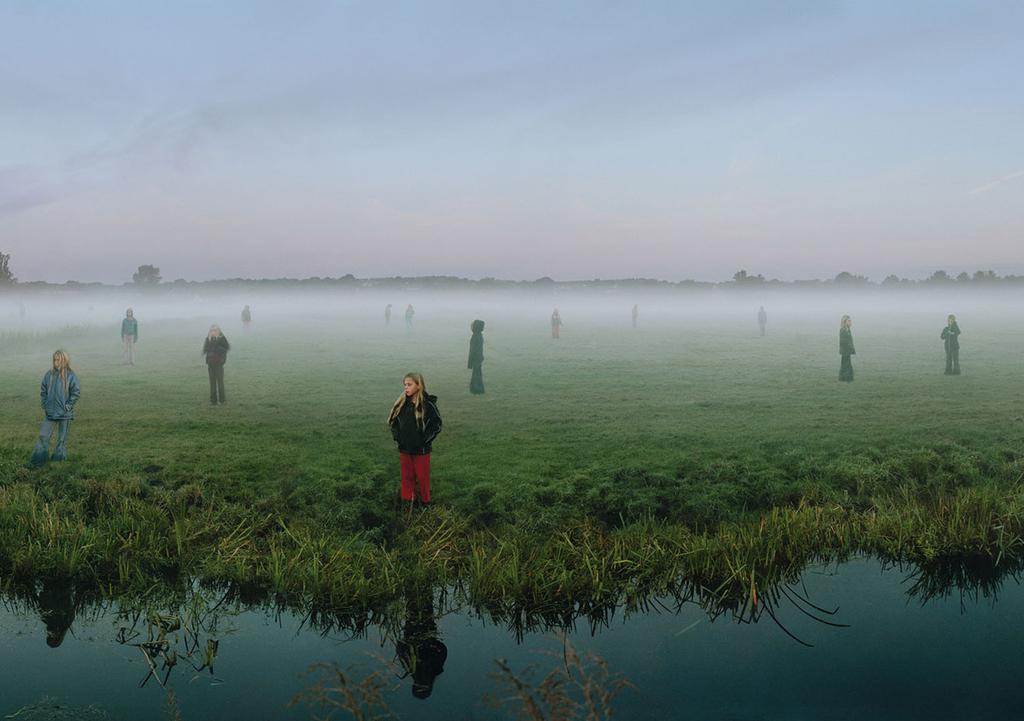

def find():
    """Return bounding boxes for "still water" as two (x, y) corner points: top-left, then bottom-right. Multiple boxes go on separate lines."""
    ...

(0, 557), (1019, 720)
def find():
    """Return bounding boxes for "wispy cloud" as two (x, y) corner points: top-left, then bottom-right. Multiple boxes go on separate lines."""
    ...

(968, 170), (1024, 195)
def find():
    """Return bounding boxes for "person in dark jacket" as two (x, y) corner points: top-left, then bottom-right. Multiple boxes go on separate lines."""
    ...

(388, 373), (442, 508)
(121, 308), (138, 365)
(405, 304), (415, 332)
(839, 315), (855, 382)
(30, 350), (81, 466)
(941, 314), (961, 375)
(202, 325), (230, 404)
(468, 319), (485, 394)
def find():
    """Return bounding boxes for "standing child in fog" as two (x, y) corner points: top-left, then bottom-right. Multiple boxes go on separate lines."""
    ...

(385, 304), (393, 327)
(241, 305), (252, 329)
(405, 304), (415, 332)
(121, 308), (138, 365)
(388, 373), (442, 509)
(631, 304), (639, 330)
(550, 308), (562, 339)
(30, 350), (80, 466)
(468, 320), (485, 394)
(758, 306), (767, 336)
(839, 315), (855, 382)
(941, 314), (961, 375)
(202, 325), (230, 404)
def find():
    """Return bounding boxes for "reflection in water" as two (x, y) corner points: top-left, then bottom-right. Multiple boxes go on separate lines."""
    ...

(395, 585), (448, 699)
(37, 578), (80, 648)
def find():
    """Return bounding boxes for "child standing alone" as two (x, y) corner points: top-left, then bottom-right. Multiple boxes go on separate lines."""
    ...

(388, 373), (442, 509)
(30, 350), (80, 466)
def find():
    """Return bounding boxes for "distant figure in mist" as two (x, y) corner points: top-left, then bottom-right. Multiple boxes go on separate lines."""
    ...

(405, 304), (415, 332)
(632, 304), (639, 329)
(385, 303), (393, 327)
(468, 320), (485, 394)
(202, 325), (230, 405)
(388, 373), (442, 509)
(942, 314), (961, 375)
(839, 315), (855, 382)
(121, 308), (138, 365)
(551, 308), (562, 339)
(241, 305), (252, 329)
(758, 306), (767, 336)
(30, 350), (80, 466)
(396, 587), (448, 699)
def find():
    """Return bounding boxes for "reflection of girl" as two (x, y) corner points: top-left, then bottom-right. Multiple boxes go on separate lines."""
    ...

(839, 315), (855, 382)
(202, 325), (231, 404)
(550, 308), (562, 339)
(388, 373), (442, 508)
(30, 350), (80, 465)
(468, 320), (485, 394)
(941, 314), (961, 375)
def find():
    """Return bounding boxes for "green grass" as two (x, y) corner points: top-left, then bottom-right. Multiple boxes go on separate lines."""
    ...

(1, 306), (1023, 609)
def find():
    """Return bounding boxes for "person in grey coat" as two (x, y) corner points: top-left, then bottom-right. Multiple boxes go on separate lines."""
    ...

(941, 314), (961, 375)
(839, 315), (855, 382)
(30, 350), (80, 466)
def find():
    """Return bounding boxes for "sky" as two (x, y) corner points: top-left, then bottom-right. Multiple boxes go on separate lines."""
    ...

(1, 0), (1022, 284)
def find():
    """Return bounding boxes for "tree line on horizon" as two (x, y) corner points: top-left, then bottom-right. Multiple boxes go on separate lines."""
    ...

(0, 252), (1021, 291)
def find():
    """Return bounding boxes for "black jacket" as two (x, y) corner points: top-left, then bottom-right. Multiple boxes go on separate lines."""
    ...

(941, 323), (960, 352)
(839, 327), (855, 356)
(203, 336), (231, 366)
(391, 394), (442, 455)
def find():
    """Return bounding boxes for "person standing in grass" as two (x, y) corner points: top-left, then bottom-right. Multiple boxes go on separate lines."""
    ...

(121, 308), (138, 365)
(632, 304), (639, 329)
(550, 308), (562, 339)
(241, 304), (252, 329)
(941, 314), (961, 375)
(202, 325), (230, 404)
(388, 373), (442, 509)
(468, 319), (485, 394)
(839, 315), (855, 382)
(758, 306), (767, 336)
(385, 303), (393, 326)
(30, 350), (80, 466)
(405, 304), (415, 332)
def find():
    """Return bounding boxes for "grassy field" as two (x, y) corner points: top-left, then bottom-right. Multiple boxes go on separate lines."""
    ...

(1, 299), (1023, 608)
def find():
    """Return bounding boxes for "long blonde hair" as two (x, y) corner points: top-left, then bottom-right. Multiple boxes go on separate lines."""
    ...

(840, 315), (851, 329)
(388, 372), (428, 430)
(51, 350), (72, 392)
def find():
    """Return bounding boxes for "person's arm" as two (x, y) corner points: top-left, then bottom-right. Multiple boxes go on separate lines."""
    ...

(40, 373), (48, 408)
(67, 373), (81, 410)
(422, 401), (442, 448)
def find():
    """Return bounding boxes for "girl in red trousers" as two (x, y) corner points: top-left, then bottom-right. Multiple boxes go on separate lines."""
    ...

(388, 373), (442, 509)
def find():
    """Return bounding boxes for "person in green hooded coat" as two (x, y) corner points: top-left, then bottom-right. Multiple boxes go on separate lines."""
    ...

(468, 319), (485, 394)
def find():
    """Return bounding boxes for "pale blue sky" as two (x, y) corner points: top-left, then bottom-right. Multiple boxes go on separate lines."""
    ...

(1, 1), (1022, 282)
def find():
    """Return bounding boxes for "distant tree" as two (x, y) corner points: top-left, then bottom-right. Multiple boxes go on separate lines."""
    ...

(732, 270), (765, 284)
(881, 274), (904, 287)
(0, 251), (14, 285)
(927, 270), (951, 284)
(833, 271), (869, 285)
(132, 264), (162, 286)
(973, 270), (999, 283)
(733, 270), (748, 282)
(956, 271), (971, 283)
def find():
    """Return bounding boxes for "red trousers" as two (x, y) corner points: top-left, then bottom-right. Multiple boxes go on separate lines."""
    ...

(399, 452), (431, 503)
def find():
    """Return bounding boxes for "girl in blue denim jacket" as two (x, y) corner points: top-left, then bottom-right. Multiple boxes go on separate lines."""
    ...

(30, 350), (80, 466)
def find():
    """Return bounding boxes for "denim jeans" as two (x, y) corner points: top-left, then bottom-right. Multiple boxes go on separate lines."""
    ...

(30, 418), (71, 465)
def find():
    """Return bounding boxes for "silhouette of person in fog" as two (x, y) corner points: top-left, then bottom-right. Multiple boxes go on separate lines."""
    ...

(468, 320), (485, 394)
(37, 577), (78, 648)
(631, 304), (638, 329)
(942, 314), (961, 375)
(405, 304), (415, 332)
(839, 315), (855, 382)
(385, 304), (393, 327)
(241, 305), (252, 329)
(396, 586), (448, 699)
(758, 306), (767, 336)
(550, 308), (562, 339)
